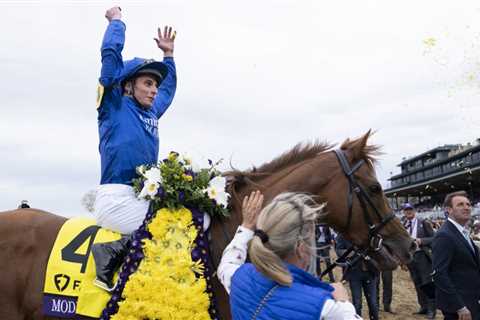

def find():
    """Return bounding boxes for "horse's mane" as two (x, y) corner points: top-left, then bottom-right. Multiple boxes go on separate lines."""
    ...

(224, 141), (332, 203)
(224, 132), (380, 203)
(255, 141), (332, 175)
(226, 141), (331, 180)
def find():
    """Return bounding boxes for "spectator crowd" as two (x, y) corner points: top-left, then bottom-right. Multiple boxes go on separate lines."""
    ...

(315, 190), (480, 320)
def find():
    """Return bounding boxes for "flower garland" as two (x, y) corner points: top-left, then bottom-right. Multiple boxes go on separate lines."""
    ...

(133, 152), (230, 218)
(111, 208), (211, 320)
(100, 152), (228, 320)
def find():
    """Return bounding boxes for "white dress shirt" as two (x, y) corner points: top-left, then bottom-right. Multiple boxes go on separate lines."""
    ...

(405, 217), (418, 238)
(217, 226), (362, 320)
(448, 218), (475, 251)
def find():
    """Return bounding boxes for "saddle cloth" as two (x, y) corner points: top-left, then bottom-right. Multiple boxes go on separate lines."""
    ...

(43, 217), (120, 318)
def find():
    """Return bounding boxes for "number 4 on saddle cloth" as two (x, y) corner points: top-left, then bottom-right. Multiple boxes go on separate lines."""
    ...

(43, 217), (121, 319)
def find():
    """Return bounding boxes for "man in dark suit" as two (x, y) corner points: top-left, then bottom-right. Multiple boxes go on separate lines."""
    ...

(432, 191), (480, 320)
(403, 203), (436, 319)
(336, 234), (379, 320)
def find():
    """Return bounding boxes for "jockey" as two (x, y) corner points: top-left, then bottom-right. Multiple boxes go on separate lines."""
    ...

(218, 191), (362, 320)
(92, 6), (177, 291)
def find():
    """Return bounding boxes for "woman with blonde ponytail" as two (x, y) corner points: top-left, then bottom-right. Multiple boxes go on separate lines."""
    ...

(218, 191), (362, 320)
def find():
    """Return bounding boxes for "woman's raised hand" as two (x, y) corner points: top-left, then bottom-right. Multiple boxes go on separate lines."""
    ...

(330, 282), (350, 302)
(241, 191), (264, 230)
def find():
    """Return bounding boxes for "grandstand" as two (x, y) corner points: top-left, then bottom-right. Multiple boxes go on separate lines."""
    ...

(384, 138), (480, 218)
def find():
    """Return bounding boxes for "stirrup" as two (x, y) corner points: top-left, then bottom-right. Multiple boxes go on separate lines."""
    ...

(93, 277), (117, 292)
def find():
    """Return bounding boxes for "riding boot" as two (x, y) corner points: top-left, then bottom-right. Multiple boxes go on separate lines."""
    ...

(92, 235), (131, 291)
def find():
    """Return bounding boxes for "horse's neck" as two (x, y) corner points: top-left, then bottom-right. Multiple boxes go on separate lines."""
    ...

(246, 158), (330, 203)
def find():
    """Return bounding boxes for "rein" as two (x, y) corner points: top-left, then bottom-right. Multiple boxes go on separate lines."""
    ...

(319, 149), (395, 280)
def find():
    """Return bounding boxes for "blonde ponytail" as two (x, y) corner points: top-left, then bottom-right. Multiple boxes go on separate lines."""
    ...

(248, 193), (325, 286)
(249, 234), (293, 286)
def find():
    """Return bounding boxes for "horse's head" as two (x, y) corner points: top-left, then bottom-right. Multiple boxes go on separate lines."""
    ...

(222, 131), (414, 272)
(317, 131), (415, 270)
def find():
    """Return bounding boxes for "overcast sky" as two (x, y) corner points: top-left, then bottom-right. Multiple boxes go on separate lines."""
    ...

(1, 0), (479, 217)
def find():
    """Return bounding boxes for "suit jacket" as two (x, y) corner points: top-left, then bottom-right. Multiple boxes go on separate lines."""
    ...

(414, 218), (435, 259)
(432, 220), (480, 314)
(415, 218), (434, 243)
(407, 218), (435, 294)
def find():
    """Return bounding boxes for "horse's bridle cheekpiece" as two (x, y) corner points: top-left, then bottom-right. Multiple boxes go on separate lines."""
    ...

(320, 149), (396, 280)
(334, 149), (395, 250)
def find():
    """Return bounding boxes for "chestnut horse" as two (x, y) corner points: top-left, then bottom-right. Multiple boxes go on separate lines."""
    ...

(0, 132), (414, 320)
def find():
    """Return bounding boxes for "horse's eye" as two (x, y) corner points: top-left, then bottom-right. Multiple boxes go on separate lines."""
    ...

(369, 184), (382, 194)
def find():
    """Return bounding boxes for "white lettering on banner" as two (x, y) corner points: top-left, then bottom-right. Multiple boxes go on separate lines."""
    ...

(61, 300), (68, 313)
(52, 299), (61, 312)
(68, 300), (76, 313)
(51, 298), (76, 314)
(138, 114), (158, 136)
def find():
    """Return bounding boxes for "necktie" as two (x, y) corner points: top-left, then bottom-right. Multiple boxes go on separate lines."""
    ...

(404, 220), (412, 236)
(462, 229), (475, 251)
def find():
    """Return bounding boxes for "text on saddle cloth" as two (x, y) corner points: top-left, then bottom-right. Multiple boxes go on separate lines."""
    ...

(43, 217), (121, 319)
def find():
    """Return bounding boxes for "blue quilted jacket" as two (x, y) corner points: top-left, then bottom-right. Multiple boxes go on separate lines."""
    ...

(230, 263), (334, 320)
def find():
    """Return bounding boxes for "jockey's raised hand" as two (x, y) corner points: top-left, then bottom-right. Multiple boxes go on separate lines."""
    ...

(241, 191), (264, 231)
(154, 26), (176, 57)
(93, 6), (178, 292)
(105, 6), (122, 22)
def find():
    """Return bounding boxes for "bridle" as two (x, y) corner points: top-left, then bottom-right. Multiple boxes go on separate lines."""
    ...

(334, 148), (395, 250)
(320, 149), (396, 279)
(209, 148), (397, 281)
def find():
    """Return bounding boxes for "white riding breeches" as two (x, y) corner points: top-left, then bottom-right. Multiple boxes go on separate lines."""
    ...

(93, 184), (211, 235)
(94, 184), (150, 234)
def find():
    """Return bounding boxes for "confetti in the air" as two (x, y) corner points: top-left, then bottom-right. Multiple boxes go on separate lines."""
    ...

(423, 37), (437, 48)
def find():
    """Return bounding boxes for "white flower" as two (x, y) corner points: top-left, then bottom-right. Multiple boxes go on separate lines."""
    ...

(181, 153), (192, 166)
(137, 165), (147, 175)
(180, 152), (214, 173)
(204, 176), (230, 207)
(190, 161), (202, 173)
(139, 180), (159, 199)
(143, 167), (162, 184)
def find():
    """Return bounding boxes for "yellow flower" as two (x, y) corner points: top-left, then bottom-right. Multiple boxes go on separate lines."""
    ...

(168, 152), (178, 162)
(423, 37), (436, 48)
(182, 174), (193, 182)
(112, 207), (210, 320)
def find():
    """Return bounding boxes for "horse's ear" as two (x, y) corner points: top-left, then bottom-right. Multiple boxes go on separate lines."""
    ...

(224, 172), (246, 191)
(342, 130), (373, 161)
(225, 175), (235, 186)
(353, 130), (372, 161)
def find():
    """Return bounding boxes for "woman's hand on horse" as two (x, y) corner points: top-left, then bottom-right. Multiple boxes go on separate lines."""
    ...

(105, 7), (122, 22)
(330, 282), (350, 302)
(241, 191), (264, 230)
(154, 26), (176, 57)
